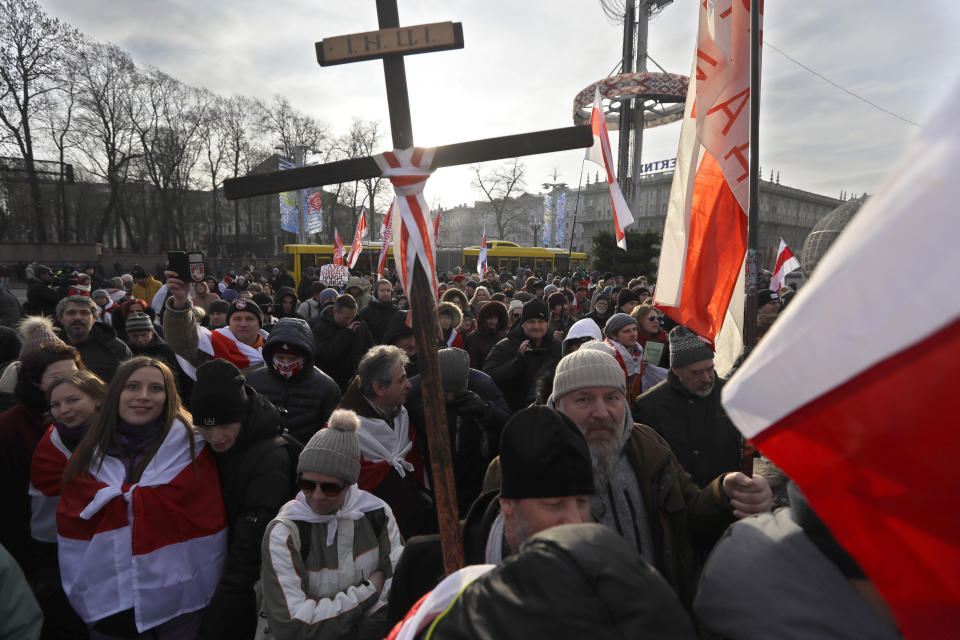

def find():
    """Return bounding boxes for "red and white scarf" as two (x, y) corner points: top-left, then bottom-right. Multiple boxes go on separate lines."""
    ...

(356, 407), (427, 491)
(176, 325), (268, 380)
(29, 426), (70, 543)
(55, 422), (227, 632)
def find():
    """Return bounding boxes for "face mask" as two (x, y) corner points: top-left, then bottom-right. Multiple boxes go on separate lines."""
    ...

(273, 357), (305, 379)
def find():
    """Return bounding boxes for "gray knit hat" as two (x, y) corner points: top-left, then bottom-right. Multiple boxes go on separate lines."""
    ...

(668, 326), (714, 369)
(125, 312), (154, 334)
(508, 299), (523, 313)
(603, 312), (637, 337)
(437, 347), (470, 393)
(297, 409), (362, 484)
(552, 349), (626, 401)
(92, 289), (110, 302)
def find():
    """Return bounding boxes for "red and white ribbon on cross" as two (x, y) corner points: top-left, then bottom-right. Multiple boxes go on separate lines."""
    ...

(374, 148), (439, 302)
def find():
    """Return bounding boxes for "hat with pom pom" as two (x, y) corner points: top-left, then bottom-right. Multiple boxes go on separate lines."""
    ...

(297, 409), (362, 483)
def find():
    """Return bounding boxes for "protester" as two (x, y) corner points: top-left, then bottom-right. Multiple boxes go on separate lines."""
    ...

(0, 545), (42, 640)
(246, 317), (341, 445)
(631, 300), (670, 368)
(297, 284), (336, 323)
(192, 280), (221, 311)
(483, 298), (561, 412)
(602, 312), (646, 402)
(26, 265), (62, 317)
(56, 357), (227, 638)
(275, 286), (304, 321)
(259, 409), (403, 640)
(757, 288), (781, 315)
(464, 300), (508, 369)
(296, 266), (318, 302)
(561, 317), (603, 356)
(382, 310), (418, 377)
(633, 326), (744, 488)
(131, 266), (163, 303)
(0, 316), (61, 412)
(344, 276), (372, 310)
(395, 524), (696, 640)
(55, 295), (132, 381)
(507, 299), (523, 327)
(204, 299), (229, 329)
(29, 369), (107, 639)
(586, 292), (611, 329)
(338, 345), (433, 539)
(311, 294), (374, 390)
(695, 482), (900, 639)
(543, 348), (771, 607)
(190, 359), (296, 640)
(437, 301), (465, 349)
(359, 279), (399, 344)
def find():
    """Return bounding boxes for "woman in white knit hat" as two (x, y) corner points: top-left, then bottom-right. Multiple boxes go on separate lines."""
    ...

(259, 409), (404, 640)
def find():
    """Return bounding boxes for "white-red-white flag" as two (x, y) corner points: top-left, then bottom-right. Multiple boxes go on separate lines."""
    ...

(377, 203), (394, 278)
(769, 237), (800, 292)
(476, 226), (487, 278)
(433, 207), (442, 244)
(333, 228), (345, 266)
(347, 208), (369, 269)
(653, 0), (761, 347)
(722, 76), (960, 639)
(585, 88), (634, 250)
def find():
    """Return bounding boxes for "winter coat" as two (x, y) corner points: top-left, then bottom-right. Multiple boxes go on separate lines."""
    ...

(57, 321), (132, 382)
(269, 271), (296, 293)
(632, 371), (743, 489)
(246, 318), (341, 445)
(406, 369), (510, 514)
(0, 287), (22, 328)
(0, 403), (48, 578)
(464, 301), (508, 370)
(296, 275), (316, 302)
(427, 523), (697, 640)
(198, 388), (296, 640)
(310, 305), (374, 390)
(132, 275), (163, 306)
(482, 321), (561, 413)
(26, 279), (61, 317)
(358, 298), (398, 345)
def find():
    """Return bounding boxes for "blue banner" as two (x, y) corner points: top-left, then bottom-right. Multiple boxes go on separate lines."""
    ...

(278, 158), (299, 234)
(542, 194), (552, 247)
(555, 192), (566, 246)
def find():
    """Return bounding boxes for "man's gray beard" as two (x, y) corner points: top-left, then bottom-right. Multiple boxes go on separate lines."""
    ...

(587, 426), (624, 489)
(691, 382), (714, 398)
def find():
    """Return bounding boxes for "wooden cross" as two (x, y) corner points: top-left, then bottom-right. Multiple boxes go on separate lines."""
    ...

(223, 0), (594, 575)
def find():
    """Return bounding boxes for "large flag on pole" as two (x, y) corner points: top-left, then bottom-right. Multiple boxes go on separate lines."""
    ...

(332, 228), (345, 266)
(377, 203), (394, 278)
(433, 207), (442, 244)
(347, 208), (369, 269)
(653, 1), (758, 345)
(476, 226), (487, 278)
(585, 88), (634, 250)
(769, 237), (800, 292)
(722, 77), (960, 638)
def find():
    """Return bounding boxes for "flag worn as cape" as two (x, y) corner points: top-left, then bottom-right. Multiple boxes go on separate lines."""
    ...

(722, 76), (960, 639)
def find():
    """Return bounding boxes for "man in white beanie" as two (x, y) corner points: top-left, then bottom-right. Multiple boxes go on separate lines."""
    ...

(260, 408), (403, 640)
(547, 348), (773, 609)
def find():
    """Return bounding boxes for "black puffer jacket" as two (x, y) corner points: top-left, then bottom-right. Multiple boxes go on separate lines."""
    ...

(246, 318), (340, 445)
(429, 523), (697, 639)
(26, 279), (61, 317)
(358, 296), (398, 344)
(0, 287), (21, 328)
(482, 321), (560, 412)
(198, 388), (296, 640)
(57, 321), (131, 382)
(309, 304), (373, 390)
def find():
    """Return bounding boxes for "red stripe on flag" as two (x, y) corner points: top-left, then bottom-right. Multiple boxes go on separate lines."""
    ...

(130, 447), (226, 555)
(773, 244), (795, 275)
(57, 473), (130, 540)
(660, 152), (746, 342)
(31, 428), (67, 497)
(209, 331), (252, 369)
(752, 316), (960, 637)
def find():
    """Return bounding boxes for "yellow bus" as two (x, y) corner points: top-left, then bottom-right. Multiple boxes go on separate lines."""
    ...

(283, 241), (587, 284)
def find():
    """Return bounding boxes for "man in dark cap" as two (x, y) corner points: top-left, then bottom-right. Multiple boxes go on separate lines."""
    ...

(26, 265), (62, 317)
(633, 326), (744, 488)
(204, 299), (229, 329)
(757, 288), (781, 315)
(191, 359), (295, 640)
(483, 298), (561, 412)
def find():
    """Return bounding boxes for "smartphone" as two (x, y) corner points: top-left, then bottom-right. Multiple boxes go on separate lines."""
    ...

(168, 251), (191, 282)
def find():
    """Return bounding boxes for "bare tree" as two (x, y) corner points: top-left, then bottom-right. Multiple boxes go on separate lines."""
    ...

(220, 94), (258, 252)
(0, 0), (77, 241)
(257, 94), (327, 161)
(199, 92), (228, 257)
(70, 40), (141, 247)
(471, 158), (527, 239)
(336, 118), (389, 237)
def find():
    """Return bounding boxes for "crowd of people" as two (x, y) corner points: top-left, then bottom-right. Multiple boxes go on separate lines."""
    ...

(0, 260), (900, 639)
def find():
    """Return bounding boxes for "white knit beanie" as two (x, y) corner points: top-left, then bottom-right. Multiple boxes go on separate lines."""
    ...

(552, 349), (626, 401)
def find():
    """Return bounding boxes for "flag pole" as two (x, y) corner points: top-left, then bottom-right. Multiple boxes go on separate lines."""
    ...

(567, 158), (587, 268)
(743, 0), (762, 351)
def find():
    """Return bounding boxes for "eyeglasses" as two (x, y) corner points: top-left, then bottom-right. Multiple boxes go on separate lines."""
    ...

(299, 477), (346, 497)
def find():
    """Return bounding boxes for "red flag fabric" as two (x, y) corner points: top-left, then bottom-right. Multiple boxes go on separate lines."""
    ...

(769, 237), (800, 292)
(333, 228), (345, 266)
(373, 148), (439, 301)
(433, 207), (442, 244)
(585, 89), (634, 250)
(653, 0), (761, 345)
(377, 203), (394, 278)
(722, 77), (960, 638)
(347, 208), (369, 269)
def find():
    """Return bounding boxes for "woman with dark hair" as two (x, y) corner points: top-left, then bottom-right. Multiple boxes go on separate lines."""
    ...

(31, 370), (108, 640)
(57, 357), (227, 639)
(441, 288), (470, 315)
(465, 300), (508, 369)
(0, 341), (83, 577)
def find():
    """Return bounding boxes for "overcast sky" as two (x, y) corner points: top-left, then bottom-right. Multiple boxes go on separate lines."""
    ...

(39, 0), (960, 215)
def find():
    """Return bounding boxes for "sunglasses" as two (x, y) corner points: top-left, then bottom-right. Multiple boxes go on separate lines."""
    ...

(299, 476), (346, 497)
(647, 315), (661, 322)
